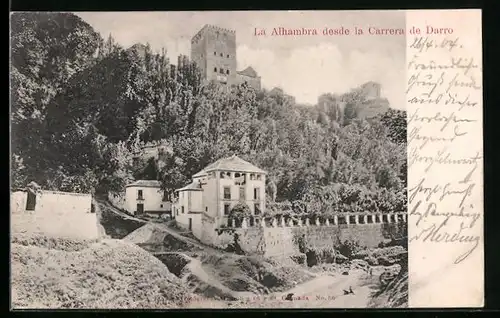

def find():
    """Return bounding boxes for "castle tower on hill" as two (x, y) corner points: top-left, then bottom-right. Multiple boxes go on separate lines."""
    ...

(191, 24), (261, 90)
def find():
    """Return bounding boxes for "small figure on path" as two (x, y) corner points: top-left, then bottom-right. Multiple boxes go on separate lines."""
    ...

(349, 286), (355, 295)
(285, 293), (294, 301)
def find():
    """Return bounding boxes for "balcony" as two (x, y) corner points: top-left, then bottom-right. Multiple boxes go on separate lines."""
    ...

(137, 196), (144, 201)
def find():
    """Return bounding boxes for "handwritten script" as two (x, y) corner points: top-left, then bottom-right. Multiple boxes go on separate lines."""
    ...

(407, 34), (483, 265)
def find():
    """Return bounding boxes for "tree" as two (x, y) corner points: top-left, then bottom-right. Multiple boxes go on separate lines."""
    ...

(380, 108), (407, 145)
(11, 12), (102, 189)
(229, 202), (252, 219)
(10, 12), (407, 211)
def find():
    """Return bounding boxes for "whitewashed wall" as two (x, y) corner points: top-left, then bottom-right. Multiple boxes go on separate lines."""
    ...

(125, 186), (170, 215)
(10, 190), (99, 240)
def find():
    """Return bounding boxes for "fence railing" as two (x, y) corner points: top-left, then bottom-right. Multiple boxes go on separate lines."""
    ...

(224, 212), (407, 229)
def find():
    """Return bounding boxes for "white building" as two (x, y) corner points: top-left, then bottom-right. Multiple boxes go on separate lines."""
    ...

(125, 180), (171, 216)
(173, 155), (266, 237)
(10, 187), (99, 240)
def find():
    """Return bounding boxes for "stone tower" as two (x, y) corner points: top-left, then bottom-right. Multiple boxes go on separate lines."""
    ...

(191, 25), (237, 86)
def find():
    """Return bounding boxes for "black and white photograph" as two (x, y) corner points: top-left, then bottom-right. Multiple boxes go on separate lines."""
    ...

(10, 11), (408, 309)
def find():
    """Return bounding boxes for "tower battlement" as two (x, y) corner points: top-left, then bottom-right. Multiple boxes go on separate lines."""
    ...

(191, 24), (236, 44)
(190, 24), (261, 90)
(205, 24), (236, 34)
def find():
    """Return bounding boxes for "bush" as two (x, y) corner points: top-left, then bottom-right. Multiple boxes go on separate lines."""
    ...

(229, 203), (252, 219)
(336, 240), (363, 259)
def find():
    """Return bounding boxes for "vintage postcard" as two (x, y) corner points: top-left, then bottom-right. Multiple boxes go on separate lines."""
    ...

(10, 9), (483, 309)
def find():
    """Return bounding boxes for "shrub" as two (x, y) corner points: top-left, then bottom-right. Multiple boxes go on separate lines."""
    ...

(336, 240), (363, 259)
(229, 203), (252, 219)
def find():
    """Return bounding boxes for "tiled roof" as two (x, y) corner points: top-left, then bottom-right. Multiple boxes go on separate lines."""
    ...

(177, 182), (203, 192)
(237, 66), (258, 78)
(126, 180), (162, 188)
(192, 170), (207, 178)
(198, 155), (266, 174)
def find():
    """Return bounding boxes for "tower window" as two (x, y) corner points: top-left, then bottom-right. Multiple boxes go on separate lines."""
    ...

(226, 70), (230, 75)
(214, 67), (217, 72)
(224, 187), (231, 200)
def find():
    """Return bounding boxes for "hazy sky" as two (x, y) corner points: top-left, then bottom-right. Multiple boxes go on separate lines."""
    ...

(76, 11), (406, 108)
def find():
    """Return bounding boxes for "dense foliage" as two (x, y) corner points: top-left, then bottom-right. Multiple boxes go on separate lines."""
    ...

(10, 13), (407, 214)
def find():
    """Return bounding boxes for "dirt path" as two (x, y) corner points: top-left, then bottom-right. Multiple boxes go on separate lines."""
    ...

(152, 222), (238, 256)
(270, 269), (375, 308)
(97, 200), (378, 308)
(186, 269), (377, 308)
(96, 199), (146, 223)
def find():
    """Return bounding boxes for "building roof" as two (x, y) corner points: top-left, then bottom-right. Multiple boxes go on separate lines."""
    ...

(237, 66), (258, 78)
(126, 180), (162, 188)
(192, 170), (207, 178)
(194, 155), (266, 175)
(176, 182), (203, 192)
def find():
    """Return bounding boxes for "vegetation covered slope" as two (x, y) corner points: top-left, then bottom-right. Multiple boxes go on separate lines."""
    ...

(10, 12), (407, 215)
(11, 233), (191, 309)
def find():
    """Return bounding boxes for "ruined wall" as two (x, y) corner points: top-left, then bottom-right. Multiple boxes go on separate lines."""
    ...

(235, 73), (262, 90)
(356, 98), (390, 120)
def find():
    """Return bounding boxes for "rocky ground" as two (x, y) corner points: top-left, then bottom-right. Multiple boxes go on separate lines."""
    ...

(11, 201), (408, 309)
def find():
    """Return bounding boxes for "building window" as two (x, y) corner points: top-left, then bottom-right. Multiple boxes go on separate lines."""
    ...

(227, 54), (229, 58)
(214, 51), (216, 55)
(137, 190), (143, 200)
(239, 186), (246, 201)
(160, 204), (163, 208)
(219, 68), (224, 74)
(205, 206), (208, 212)
(182, 206), (185, 214)
(235, 173), (245, 185)
(162, 190), (169, 202)
(220, 53), (223, 57)
(254, 203), (261, 215)
(26, 191), (36, 211)
(254, 187), (260, 200)
(226, 70), (230, 75)
(224, 187), (231, 200)
(214, 67), (217, 72)
(224, 204), (230, 216)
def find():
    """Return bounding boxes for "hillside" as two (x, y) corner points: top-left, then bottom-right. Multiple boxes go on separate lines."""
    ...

(11, 233), (191, 309)
(10, 12), (407, 216)
(11, 198), (408, 308)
